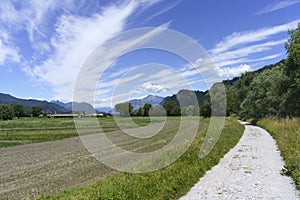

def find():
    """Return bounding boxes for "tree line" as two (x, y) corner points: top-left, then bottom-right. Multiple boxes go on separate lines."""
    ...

(0, 104), (43, 120)
(223, 23), (300, 119)
(115, 100), (206, 117)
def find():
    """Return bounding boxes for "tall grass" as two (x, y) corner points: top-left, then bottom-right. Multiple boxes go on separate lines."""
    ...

(41, 117), (244, 200)
(257, 118), (300, 191)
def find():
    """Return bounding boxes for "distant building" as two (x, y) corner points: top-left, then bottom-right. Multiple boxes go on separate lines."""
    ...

(90, 113), (104, 117)
(47, 113), (80, 118)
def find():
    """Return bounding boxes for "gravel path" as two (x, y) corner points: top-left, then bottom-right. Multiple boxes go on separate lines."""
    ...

(180, 121), (299, 200)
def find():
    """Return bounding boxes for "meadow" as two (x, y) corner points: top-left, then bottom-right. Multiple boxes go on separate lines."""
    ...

(0, 118), (77, 147)
(0, 117), (245, 199)
(40, 117), (244, 199)
(0, 117), (156, 148)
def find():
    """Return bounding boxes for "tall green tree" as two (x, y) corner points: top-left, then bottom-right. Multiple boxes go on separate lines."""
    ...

(182, 105), (197, 116)
(240, 66), (289, 118)
(13, 104), (25, 119)
(234, 72), (255, 110)
(163, 100), (180, 116)
(149, 107), (166, 116)
(200, 99), (211, 117)
(30, 106), (43, 117)
(142, 103), (152, 117)
(209, 83), (226, 116)
(132, 107), (142, 116)
(115, 102), (133, 117)
(226, 88), (239, 116)
(0, 104), (15, 120)
(284, 22), (300, 117)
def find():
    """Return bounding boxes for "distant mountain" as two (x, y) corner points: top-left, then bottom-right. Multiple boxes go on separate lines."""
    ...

(96, 107), (113, 114)
(0, 93), (70, 114)
(51, 101), (95, 114)
(130, 95), (164, 110)
(163, 89), (208, 107)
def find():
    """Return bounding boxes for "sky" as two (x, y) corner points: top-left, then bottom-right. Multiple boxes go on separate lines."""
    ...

(0, 0), (299, 108)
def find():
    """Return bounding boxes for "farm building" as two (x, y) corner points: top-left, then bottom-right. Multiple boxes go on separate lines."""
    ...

(47, 113), (80, 118)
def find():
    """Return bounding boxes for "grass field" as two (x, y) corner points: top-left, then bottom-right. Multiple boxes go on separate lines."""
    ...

(40, 117), (244, 200)
(0, 116), (245, 199)
(0, 117), (159, 148)
(0, 118), (77, 148)
(257, 118), (300, 191)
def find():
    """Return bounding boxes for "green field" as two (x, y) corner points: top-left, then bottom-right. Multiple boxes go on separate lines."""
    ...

(257, 118), (300, 191)
(0, 118), (76, 147)
(0, 117), (159, 148)
(40, 117), (244, 200)
(0, 117), (245, 199)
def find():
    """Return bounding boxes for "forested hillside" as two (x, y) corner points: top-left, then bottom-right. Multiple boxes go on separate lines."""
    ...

(156, 23), (300, 119)
(224, 23), (300, 119)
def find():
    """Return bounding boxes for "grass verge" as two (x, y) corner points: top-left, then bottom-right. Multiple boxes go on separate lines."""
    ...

(41, 117), (244, 200)
(257, 118), (300, 191)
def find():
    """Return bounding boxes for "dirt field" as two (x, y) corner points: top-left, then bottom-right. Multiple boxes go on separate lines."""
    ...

(0, 136), (116, 199)
(0, 120), (185, 199)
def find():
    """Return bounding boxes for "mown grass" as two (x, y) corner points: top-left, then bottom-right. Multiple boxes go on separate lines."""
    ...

(0, 117), (162, 148)
(41, 117), (244, 200)
(257, 118), (300, 191)
(0, 118), (76, 147)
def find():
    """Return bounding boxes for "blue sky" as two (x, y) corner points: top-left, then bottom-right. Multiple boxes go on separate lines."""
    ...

(0, 0), (299, 108)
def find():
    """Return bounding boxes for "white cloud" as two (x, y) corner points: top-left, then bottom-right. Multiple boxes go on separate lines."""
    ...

(0, 39), (20, 65)
(19, 0), (173, 102)
(72, 23), (171, 105)
(212, 39), (286, 67)
(205, 20), (299, 80)
(25, 1), (139, 101)
(0, 0), (65, 42)
(257, 0), (300, 15)
(217, 64), (251, 78)
(144, 0), (182, 22)
(138, 82), (167, 93)
(210, 20), (299, 55)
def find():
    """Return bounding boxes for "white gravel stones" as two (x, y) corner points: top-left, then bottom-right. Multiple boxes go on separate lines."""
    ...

(180, 121), (299, 200)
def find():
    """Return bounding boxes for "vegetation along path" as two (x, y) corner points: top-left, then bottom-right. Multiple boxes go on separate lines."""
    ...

(180, 121), (299, 200)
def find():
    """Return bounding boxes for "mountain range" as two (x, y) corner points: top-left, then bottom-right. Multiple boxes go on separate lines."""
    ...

(129, 95), (164, 110)
(0, 61), (279, 114)
(0, 93), (96, 114)
(51, 100), (95, 114)
(0, 93), (70, 114)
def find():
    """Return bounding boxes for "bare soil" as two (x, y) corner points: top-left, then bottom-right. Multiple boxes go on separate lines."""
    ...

(0, 120), (182, 199)
(0, 136), (116, 199)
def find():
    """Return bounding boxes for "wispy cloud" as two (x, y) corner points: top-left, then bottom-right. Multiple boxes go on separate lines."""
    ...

(0, 0), (72, 52)
(21, 1), (169, 101)
(138, 82), (167, 93)
(207, 20), (299, 78)
(210, 20), (298, 55)
(144, 0), (182, 22)
(212, 39), (286, 67)
(0, 39), (20, 65)
(26, 7), (132, 100)
(257, 0), (300, 15)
